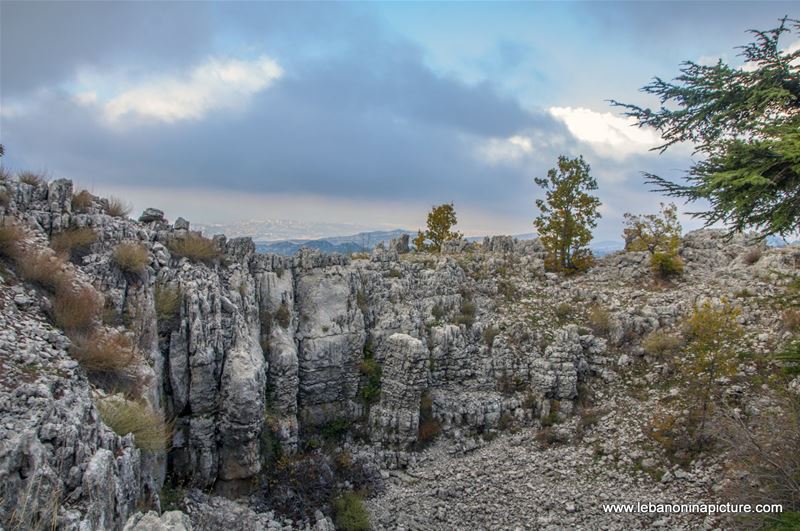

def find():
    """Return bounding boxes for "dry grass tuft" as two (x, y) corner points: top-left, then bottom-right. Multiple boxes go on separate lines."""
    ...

(71, 189), (94, 213)
(0, 221), (25, 259)
(18, 171), (46, 187)
(53, 284), (103, 332)
(50, 227), (97, 260)
(70, 329), (136, 374)
(95, 395), (171, 452)
(642, 329), (683, 360)
(104, 196), (132, 218)
(113, 242), (150, 274)
(17, 250), (68, 292)
(168, 233), (220, 264)
(587, 304), (611, 336)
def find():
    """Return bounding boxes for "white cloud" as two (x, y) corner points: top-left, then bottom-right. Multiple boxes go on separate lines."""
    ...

(90, 56), (282, 125)
(480, 134), (534, 163)
(548, 106), (660, 159)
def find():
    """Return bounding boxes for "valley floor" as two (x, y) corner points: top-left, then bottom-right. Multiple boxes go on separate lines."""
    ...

(368, 380), (724, 530)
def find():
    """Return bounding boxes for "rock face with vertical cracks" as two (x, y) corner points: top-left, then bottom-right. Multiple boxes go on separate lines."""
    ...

(369, 334), (429, 447)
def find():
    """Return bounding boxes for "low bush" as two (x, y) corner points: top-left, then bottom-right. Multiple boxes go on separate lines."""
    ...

(168, 234), (220, 264)
(274, 303), (291, 328)
(482, 325), (499, 347)
(642, 329), (683, 360)
(555, 302), (572, 321)
(104, 196), (131, 218)
(0, 222), (24, 259)
(0, 189), (9, 208)
(95, 396), (170, 452)
(417, 391), (441, 445)
(71, 189), (94, 213)
(50, 227), (97, 261)
(358, 358), (382, 406)
(333, 491), (370, 531)
(651, 251), (684, 280)
(113, 242), (150, 274)
(587, 304), (611, 336)
(456, 299), (476, 327)
(155, 284), (182, 326)
(18, 171), (45, 187)
(70, 330), (136, 375)
(53, 284), (103, 332)
(17, 250), (68, 292)
(782, 309), (800, 333)
(742, 247), (762, 265)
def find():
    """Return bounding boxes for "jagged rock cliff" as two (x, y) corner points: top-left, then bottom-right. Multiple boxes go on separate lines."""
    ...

(0, 176), (797, 529)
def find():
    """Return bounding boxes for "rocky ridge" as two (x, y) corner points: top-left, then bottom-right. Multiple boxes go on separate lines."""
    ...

(0, 175), (797, 529)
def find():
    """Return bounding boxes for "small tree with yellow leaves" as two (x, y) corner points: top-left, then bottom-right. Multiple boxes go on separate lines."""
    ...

(534, 155), (601, 274)
(683, 300), (743, 449)
(414, 203), (463, 252)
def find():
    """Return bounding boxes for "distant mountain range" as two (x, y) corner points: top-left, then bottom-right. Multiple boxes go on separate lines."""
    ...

(253, 228), (628, 256)
(197, 219), (796, 257)
(255, 229), (411, 255)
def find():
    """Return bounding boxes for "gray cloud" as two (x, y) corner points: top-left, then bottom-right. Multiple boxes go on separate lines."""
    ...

(1, 1), (212, 96)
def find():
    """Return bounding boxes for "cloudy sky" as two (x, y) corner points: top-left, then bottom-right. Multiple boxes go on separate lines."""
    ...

(1, 1), (796, 240)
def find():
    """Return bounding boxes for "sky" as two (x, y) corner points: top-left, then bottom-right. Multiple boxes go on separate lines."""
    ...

(1, 1), (797, 240)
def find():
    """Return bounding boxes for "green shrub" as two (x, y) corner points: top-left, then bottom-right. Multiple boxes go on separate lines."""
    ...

(332, 492), (370, 531)
(113, 242), (150, 274)
(18, 171), (45, 187)
(482, 325), (499, 347)
(642, 329), (683, 359)
(431, 303), (446, 321)
(104, 196), (131, 218)
(155, 284), (182, 325)
(50, 227), (97, 261)
(95, 396), (171, 452)
(358, 358), (382, 405)
(651, 251), (684, 280)
(168, 234), (220, 264)
(274, 303), (290, 328)
(0, 189), (9, 208)
(71, 189), (94, 213)
(53, 285), (103, 332)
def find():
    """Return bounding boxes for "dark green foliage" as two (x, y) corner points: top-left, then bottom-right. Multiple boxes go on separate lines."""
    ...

(320, 418), (351, 442)
(612, 18), (800, 240)
(766, 512), (800, 530)
(333, 491), (370, 531)
(359, 358), (382, 406)
(534, 155), (600, 274)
